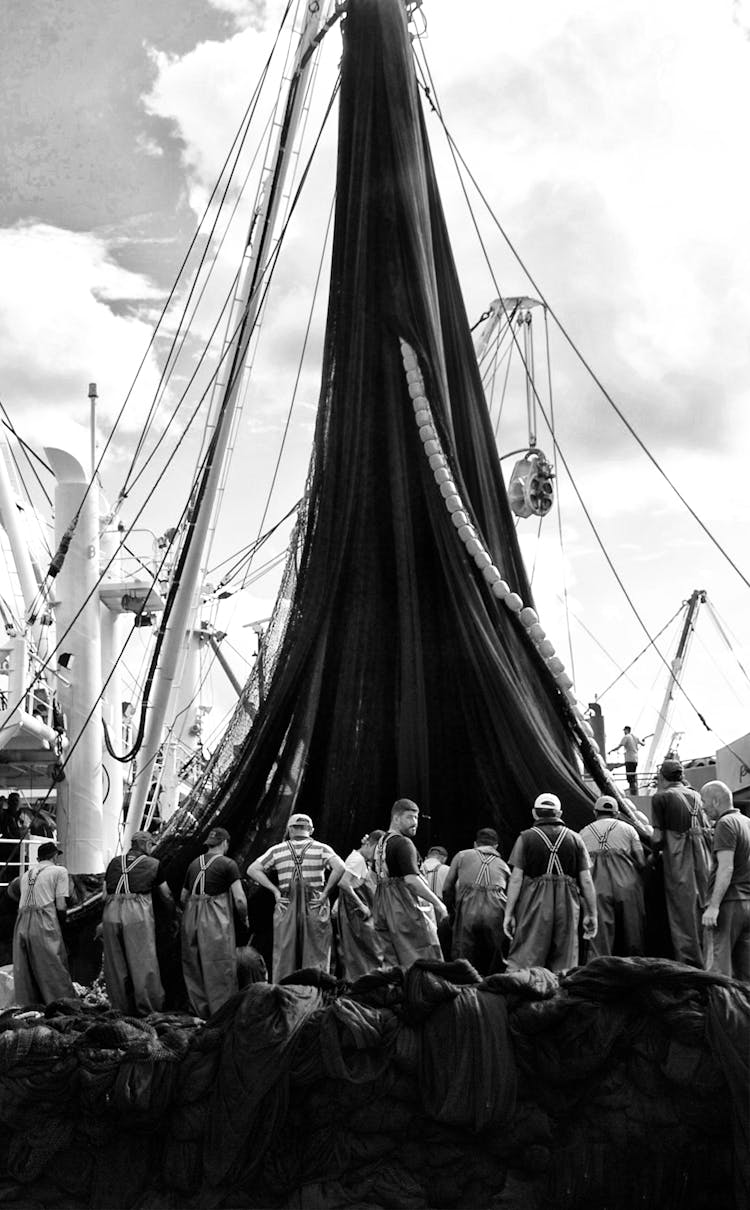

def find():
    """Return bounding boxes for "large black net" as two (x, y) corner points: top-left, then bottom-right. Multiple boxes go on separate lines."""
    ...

(160, 0), (614, 875)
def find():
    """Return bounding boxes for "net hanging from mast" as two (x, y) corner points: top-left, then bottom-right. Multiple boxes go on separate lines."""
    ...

(159, 0), (611, 876)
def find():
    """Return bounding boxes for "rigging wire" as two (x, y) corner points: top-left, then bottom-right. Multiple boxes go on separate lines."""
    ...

(411, 37), (747, 755)
(544, 307), (576, 683)
(596, 605), (685, 701)
(414, 56), (750, 597)
(240, 97), (338, 591)
(25, 0), (298, 624)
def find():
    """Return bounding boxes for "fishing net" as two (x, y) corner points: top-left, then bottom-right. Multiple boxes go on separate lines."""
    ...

(0, 958), (744, 1209)
(160, 0), (614, 877)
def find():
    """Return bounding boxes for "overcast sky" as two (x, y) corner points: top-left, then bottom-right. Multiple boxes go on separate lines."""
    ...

(2, 0), (750, 772)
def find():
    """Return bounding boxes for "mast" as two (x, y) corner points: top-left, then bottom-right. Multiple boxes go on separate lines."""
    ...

(123, 0), (333, 844)
(0, 434), (46, 652)
(644, 588), (706, 775)
(46, 448), (104, 874)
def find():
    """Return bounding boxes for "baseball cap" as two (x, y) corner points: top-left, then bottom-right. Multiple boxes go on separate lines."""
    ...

(205, 827), (230, 847)
(659, 759), (683, 781)
(131, 831), (153, 847)
(533, 792), (562, 814)
(287, 813), (314, 829)
(593, 795), (618, 814)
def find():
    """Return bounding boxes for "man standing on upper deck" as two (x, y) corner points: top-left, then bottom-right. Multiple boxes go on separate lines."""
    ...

(652, 758), (711, 967)
(371, 799), (447, 966)
(504, 793), (597, 972)
(700, 780), (750, 983)
(609, 727), (644, 796)
(248, 813), (345, 982)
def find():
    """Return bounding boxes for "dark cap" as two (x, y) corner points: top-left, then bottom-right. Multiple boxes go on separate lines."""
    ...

(659, 758), (683, 782)
(131, 830), (153, 848)
(205, 827), (230, 848)
(38, 842), (62, 861)
(476, 827), (499, 846)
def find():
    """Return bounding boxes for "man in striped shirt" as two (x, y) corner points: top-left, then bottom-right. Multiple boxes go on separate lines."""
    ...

(248, 814), (345, 981)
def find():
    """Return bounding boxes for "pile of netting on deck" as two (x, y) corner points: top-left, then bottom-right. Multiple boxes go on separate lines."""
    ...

(158, 0), (606, 877)
(0, 957), (746, 1209)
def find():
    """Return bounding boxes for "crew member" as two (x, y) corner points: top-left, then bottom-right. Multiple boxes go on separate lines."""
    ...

(336, 830), (386, 981)
(442, 827), (510, 975)
(504, 793), (597, 971)
(181, 826), (249, 1017)
(700, 780), (750, 982)
(9, 841), (76, 1005)
(580, 795), (646, 958)
(609, 727), (644, 796)
(421, 846), (450, 898)
(248, 813), (345, 981)
(652, 758), (711, 966)
(372, 799), (447, 965)
(103, 830), (172, 1015)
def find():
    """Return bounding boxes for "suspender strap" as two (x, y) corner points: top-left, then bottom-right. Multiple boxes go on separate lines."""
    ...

(374, 832), (397, 882)
(532, 826), (568, 875)
(22, 867), (43, 909)
(286, 841), (312, 883)
(191, 853), (221, 896)
(115, 853), (146, 895)
(473, 851), (500, 887)
(595, 821), (617, 853)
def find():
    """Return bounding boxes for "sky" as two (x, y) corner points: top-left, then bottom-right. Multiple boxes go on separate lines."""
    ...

(2, 0), (750, 780)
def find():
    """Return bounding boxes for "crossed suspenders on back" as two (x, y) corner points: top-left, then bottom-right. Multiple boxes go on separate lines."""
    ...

(286, 840), (312, 885)
(21, 866), (50, 909)
(189, 853), (221, 896)
(473, 851), (502, 887)
(531, 825), (569, 875)
(592, 820), (618, 855)
(114, 853), (146, 895)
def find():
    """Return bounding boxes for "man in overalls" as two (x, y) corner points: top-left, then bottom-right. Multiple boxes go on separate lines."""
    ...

(248, 814), (345, 982)
(102, 830), (172, 1014)
(10, 841), (76, 1005)
(372, 799), (447, 966)
(580, 795), (646, 958)
(504, 793), (597, 972)
(652, 758), (712, 966)
(442, 827), (510, 975)
(181, 827), (249, 1017)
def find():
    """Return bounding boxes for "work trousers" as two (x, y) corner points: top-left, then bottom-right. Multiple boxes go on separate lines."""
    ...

(451, 885), (505, 975)
(506, 874), (580, 973)
(181, 891), (238, 1017)
(663, 831), (711, 967)
(586, 853), (645, 959)
(13, 904), (75, 1006)
(704, 899), (750, 983)
(373, 877), (442, 966)
(102, 893), (164, 1015)
(273, 879), (332, 982)
(337, 886), (385, 981)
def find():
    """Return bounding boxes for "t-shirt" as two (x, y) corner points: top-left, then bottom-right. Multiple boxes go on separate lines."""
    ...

(341, 849), (368, 890)
(105, 852), (164, 895)
(380, 833), (421, 879)
(258, 839), (337, 895)
(184, 853), (241, 897)
(709, 809), (750, 902)
(618, 734), (640, 761)
(449, 847), (510, 891)
(12, 862), (70, 908)
(509, 824), (591, 879)
(421, 857), (450, 897)
(579, 818), (644, 866)
(652, 785), (709, 835)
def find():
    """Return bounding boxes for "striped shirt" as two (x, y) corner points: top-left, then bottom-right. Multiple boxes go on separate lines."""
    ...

(258, 839), (337, 895)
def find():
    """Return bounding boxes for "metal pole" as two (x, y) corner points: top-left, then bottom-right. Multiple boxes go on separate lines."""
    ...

(88, 382), (98, 481)
(123, 1), (331, 844)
